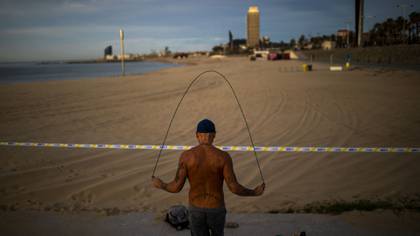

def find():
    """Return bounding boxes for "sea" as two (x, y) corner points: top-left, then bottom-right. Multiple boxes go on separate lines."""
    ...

(0, 61), (179, 83)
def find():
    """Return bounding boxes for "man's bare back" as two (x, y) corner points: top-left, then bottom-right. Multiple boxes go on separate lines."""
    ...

(183, 144), (227, 208)
(153, 143), (265, 208)
(152, 119), (264, 235)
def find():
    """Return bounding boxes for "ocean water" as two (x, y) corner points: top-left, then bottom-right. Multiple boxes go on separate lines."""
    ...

(0, 61), (179, 83)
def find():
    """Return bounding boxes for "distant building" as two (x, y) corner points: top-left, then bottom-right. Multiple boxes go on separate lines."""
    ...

(105, 55), (116, 60)
(247, 6), (260, 48)
(229, 30), (233, 50)
(104, 45), (112, 58)
(283, 50), (299, 59)
(260, 36), (270, 49)
(336, 29), (353, 47)
(253, 50), (269, 59)
(337, 29), (350, 38)
(322, 40), (336, 50)
(117, 53), (134, 60)
(303, 43), (313, 50)
(232, 38), (247, 52)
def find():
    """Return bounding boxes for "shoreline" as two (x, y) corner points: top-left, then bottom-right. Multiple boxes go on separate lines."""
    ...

(2, 55), (418, 86)
(0, 60), (183, 84)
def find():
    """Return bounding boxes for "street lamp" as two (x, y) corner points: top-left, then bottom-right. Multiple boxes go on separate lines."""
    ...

(344, 20), (352, 48)
(120, 29), (125, 76)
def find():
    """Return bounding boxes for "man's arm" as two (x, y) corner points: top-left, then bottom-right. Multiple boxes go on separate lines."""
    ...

(152, 154), (187, 193)
(223, 153), (265, 196)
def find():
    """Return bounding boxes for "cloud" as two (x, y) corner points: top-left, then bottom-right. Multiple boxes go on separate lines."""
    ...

(0, 0), (98, 17)
(0, 24), (194, 37)
(0, 22), (223, 61)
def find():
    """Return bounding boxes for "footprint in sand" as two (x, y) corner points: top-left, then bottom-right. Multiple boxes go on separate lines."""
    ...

(133, 184), (142, 192)
(135, 186), (152, 197)
(65, 170), (80, 182)
(25, 199), (43, 210)
(70, 190), (95, 206)
(57, 165), (65, 172)
(2, 185), (26, 196)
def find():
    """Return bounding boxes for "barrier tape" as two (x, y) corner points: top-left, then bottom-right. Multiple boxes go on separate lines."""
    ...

(0, 141), (419, 153)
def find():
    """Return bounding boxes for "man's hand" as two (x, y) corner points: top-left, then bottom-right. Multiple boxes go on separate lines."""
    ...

(254, 183), (265, 196)
(151, 156), (187, 193)
(152, 176), (164, 189)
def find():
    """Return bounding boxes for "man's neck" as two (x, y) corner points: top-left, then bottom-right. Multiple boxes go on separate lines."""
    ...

(199, 143), (213, 146)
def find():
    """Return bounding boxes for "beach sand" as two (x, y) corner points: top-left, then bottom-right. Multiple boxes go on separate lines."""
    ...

(0, 56), (419, 233)
(1, 210), (420, 236)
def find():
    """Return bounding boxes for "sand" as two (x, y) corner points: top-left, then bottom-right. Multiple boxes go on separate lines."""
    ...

(0, 56), (419, 219)
(1, 210), (420, 236)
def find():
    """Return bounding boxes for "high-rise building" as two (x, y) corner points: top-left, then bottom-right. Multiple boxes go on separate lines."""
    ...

(247, 6), (260, 48)
(104, 45), (112, 57)
(229, 30), (233, 50)
(355, 0), (364, 47)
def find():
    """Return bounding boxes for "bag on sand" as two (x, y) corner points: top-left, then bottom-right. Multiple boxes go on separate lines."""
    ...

(165, 205), (189, 230)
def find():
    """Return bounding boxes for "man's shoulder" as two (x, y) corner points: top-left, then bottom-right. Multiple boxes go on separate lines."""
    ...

(210, 146), (231, 161)
(180, 149), (193, 159)
(188, 145), (230, 157)
(214, 147), (230, 157)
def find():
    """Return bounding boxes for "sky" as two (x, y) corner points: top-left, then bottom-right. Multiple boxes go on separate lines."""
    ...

(0, 0), (418, 62)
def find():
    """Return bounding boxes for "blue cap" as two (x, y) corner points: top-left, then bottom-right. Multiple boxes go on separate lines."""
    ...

(196, 119), (216, 133)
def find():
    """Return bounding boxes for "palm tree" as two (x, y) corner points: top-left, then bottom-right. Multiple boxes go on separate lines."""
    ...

(289, 38), (296, 49)
(409, 12), (420, 43)
(365, 11), (420, 46)
(298, 34), (306, 48)
(395, 16), (407, 43)
(371, 22), (385, 46)
(383, 18), (396, 45)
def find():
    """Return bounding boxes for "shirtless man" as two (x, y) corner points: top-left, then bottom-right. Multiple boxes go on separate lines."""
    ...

(152, 119), (265, 236)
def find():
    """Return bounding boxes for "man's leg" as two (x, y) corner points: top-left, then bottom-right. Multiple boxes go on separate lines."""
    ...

(206, 209), (226, 236)
(189, 210), (210, 236)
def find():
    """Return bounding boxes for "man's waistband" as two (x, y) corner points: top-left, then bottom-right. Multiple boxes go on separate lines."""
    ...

(189, 205), (226, 213)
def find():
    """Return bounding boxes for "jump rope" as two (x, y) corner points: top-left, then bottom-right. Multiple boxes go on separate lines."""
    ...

(151, 70), (265, 184)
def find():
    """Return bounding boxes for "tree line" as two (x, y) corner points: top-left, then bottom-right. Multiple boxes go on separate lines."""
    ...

(299, 11), (420, 49)
(215, 11), (420, 54)
(367, 11), (420, 46)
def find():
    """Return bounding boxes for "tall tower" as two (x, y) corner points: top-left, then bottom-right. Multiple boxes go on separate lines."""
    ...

(229, 30), (233, 50)
(355, 0), (364, 47)
(247, 6), (260, 48)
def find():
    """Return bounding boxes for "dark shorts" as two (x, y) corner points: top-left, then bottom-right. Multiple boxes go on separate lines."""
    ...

(189, 205), (226, 236)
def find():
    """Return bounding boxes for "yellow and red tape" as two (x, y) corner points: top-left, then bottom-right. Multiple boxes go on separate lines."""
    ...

(0, 141), (418, 153)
